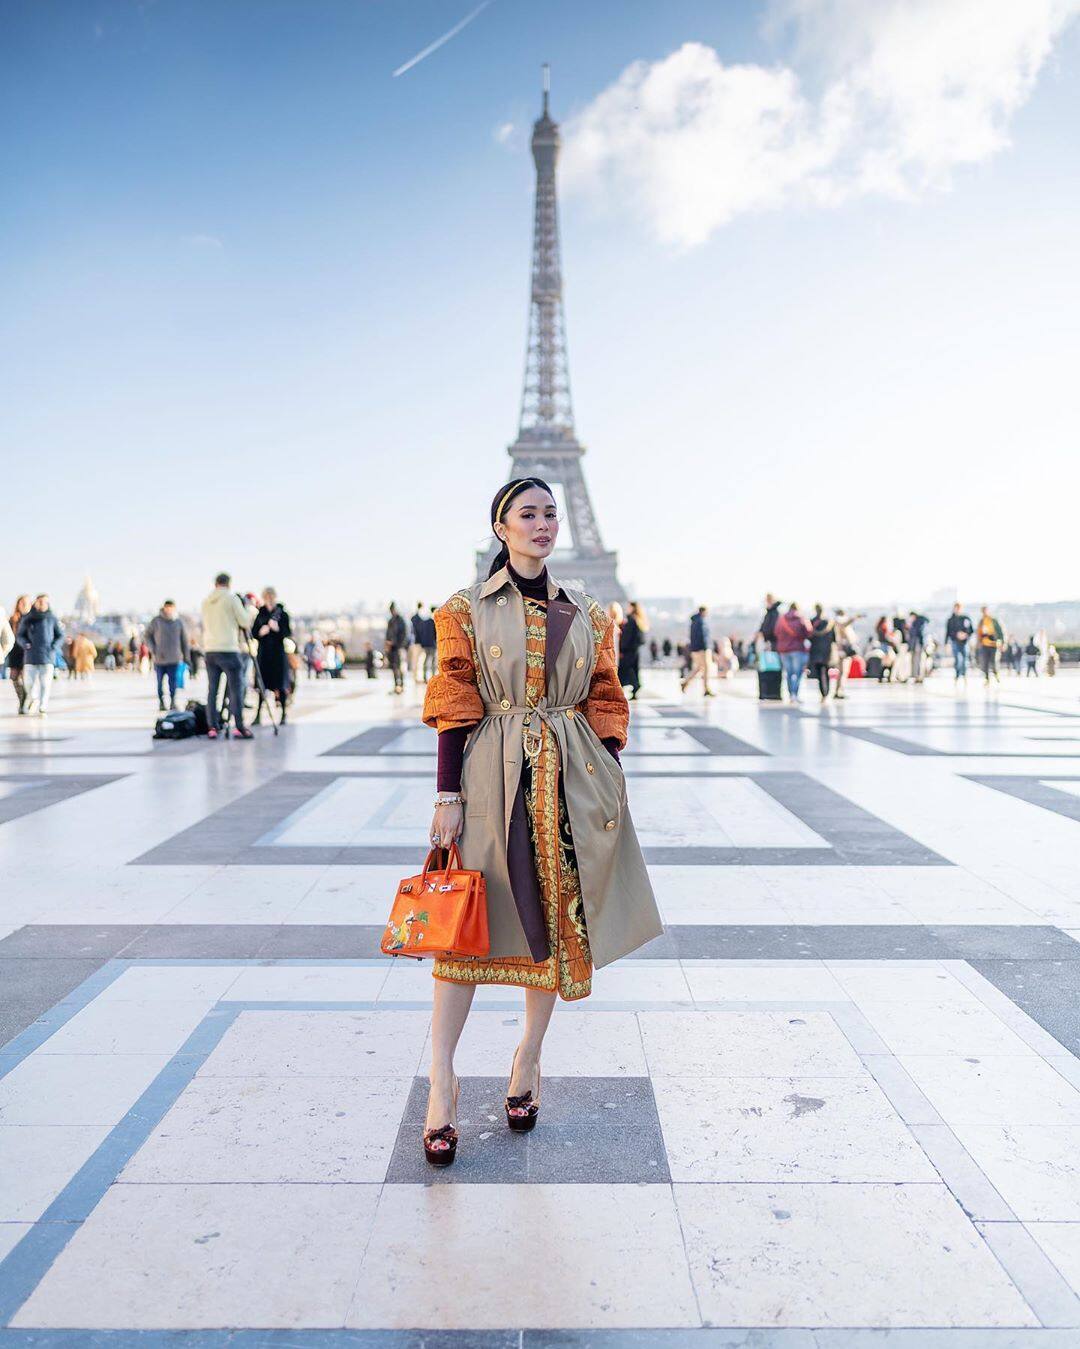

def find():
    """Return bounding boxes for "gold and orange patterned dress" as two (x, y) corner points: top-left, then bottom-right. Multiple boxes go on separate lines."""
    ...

(422, 590), (626, 1001)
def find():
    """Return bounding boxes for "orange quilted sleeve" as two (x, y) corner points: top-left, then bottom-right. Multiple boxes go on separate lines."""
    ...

(582, 615), (629, 750)
(421, 601), (485, 732)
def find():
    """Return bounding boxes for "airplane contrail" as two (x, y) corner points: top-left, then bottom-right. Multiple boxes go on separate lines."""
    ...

(392, 0), (495, 77)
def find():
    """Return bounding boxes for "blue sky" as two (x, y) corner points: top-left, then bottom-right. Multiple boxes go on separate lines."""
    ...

(4, 0), (1079, 614)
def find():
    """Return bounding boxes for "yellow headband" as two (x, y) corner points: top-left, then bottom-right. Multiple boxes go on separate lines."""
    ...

(495, 479), (532, 525)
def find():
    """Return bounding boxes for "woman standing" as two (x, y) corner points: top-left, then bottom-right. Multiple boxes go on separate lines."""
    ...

(419, 477), (661, 1165)
(7, 596), (30, 714)
(251, 587), (293, 724)
(617, 601), (647, 699)
(808, 605), (836, 701)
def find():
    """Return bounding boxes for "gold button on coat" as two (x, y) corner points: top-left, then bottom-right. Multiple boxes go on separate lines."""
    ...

(575, 656), (584, 668)
(604, 819), (616, 830)
(489, 644), (501, 658)
(499, 698), (511, 710)
(586, 762), (594, 773)
(565, 708), (575, 719)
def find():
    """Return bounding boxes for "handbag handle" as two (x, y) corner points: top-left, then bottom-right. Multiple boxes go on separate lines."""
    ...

(421, 841), (462, 883)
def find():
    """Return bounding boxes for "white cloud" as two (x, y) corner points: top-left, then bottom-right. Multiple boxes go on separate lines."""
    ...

(493, 121), (515, 145)
(562, 0), (1080, 246)
(182, 233), (225, 250)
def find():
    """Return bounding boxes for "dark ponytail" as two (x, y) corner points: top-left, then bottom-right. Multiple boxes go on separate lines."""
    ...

(486, 477), (553, 578)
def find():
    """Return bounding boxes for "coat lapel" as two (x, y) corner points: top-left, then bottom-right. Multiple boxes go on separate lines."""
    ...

(544, 596), (577, 677)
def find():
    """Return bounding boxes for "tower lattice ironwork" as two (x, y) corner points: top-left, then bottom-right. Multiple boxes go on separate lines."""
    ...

(476, 68), (626, 604)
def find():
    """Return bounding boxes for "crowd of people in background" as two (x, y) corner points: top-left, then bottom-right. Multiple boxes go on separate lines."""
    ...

(0, 581), (1067, 725)
(672, 595), (1060, 703)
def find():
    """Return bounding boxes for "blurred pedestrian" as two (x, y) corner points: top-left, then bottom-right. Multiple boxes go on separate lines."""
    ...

(18, 594), (64, 716)
(618, 601), (647, 700)
(7, 595), (30, 714)
(774, 602), (812, 701)
(975, 606), (1003, 685)
(907, 611), (930, 684)
(680, 605), (714, 697)
(385, 603), (408, 693)
(145, 600), (191, 711)
(72, 633), (97, 678)
(808, 605), (836, 701)
(252, 587), (293, 724)
(201, 572), (256, 739)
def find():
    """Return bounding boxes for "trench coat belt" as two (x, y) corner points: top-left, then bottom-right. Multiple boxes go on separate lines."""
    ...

(482, 701), (579, 762)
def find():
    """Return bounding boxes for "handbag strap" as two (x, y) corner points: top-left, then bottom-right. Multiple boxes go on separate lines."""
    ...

(421, 841), (462, 883)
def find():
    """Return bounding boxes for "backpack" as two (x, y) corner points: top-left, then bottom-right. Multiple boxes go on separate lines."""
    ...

(153, 710), (197, 740)
(185, 700), (210, 735)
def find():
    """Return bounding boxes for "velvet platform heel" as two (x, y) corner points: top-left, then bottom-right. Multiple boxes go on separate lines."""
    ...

(504, 1046), (541, 1132)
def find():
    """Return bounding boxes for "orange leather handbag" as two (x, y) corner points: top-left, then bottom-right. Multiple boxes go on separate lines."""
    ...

(381, 842), (489, 960)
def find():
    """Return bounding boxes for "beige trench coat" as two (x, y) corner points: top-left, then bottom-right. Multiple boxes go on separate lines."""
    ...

(443, 566), (662, 969)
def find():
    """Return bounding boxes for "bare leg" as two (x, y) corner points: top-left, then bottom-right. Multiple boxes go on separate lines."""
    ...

(508, 988), (556, 1096)
(426, 979), (475, 1132)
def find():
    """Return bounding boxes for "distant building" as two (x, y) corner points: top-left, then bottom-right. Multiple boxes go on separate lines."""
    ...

(73, 575), (100, 626)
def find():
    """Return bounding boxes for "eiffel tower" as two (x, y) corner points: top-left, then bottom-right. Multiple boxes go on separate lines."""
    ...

(476, 67), (627, 605)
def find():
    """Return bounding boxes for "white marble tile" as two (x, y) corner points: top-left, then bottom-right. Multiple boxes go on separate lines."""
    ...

(654, 1075), (937, 1182)
(0, 1124), (111, 1220)
(120, 1074), (411, 1183)
(825, 963), (982, 1006)
(12, 1182), (381, 1329)
(631, 777), (829, 849)
(675, 1182), (1038, 1327)
(346, 1184), (700, 1329)
(92, 965), (246, 1003)
(35, 998), (213, 1056)
(951, 1125), (1080, 1220)
(640, 1010), (864, 1077)
(898, 1054), (1080, 1126)
(0, 1053), (171, 1126)
(266, 778), (437, 848)
(590, 963), (693, 1004)
(855, 1000), (1033, 1056)
(1026, 1223), (1080, 1295)
(683, 963), (848, 1002)
(434, 1008), (648, 1077)
(283, 866), (406, 924)
(223, 964), (388, 1002)
(195, 1009), (429, 1078)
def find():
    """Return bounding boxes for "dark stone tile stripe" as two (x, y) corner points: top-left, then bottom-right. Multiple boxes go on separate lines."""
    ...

(681, 725), (768, 756)
(322, 727), (411, 757)
(386, 1076), (669, 1185)
(131, 770), (946, 868)
(819, 725), (1080, 758)
(0, 1329), (1077, 1347)
(965, 775), (1080, 823)
(752, 772), (947, 866)
(0, 774), (126, 825)
(5, 925), (1080, 1055)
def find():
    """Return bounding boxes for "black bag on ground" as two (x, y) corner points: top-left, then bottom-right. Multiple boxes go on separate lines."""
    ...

(153, 710), (197, 740)
(757, 668), (783, 701)
(185, 700), (210, 735)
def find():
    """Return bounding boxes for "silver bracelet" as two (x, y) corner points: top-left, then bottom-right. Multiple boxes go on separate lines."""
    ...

(434, 792), (464, 806)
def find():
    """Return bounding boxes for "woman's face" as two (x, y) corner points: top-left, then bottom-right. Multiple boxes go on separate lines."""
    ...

(496, 487), (559, 561)
(262, 589), (275, 607)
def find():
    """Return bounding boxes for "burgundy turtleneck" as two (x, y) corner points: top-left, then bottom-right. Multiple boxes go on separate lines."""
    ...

(436, 564), (621, 792)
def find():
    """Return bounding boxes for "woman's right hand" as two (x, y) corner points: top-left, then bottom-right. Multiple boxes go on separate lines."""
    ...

(430, 802), (464, 850)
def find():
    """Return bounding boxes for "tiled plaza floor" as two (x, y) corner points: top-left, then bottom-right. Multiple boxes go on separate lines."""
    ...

(4, 665), (1080, 1346)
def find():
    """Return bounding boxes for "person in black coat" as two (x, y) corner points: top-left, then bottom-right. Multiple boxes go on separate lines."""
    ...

(252, 587), (293, 723)
(618, 602), (647, 700)
(808, 605), (836, 701)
